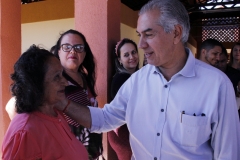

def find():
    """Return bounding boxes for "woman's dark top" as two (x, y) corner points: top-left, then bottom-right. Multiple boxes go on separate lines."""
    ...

(111, 72), (131, 99)
(63, 72), (103, 160)
(108, 72), (132, 160)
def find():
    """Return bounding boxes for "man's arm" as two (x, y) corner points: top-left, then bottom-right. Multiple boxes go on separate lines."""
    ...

(55, 99), (92, 128)
(211, 80), (240, 159)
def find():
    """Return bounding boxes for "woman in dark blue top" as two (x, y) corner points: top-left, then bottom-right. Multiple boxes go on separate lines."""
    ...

(108, 38), (139, 160)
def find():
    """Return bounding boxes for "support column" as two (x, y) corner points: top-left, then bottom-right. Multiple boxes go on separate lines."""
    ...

(75, 0), (121, 159)
(0, 0), (21, 151)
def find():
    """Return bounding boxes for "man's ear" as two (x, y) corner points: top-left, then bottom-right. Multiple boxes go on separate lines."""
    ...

(201, 49), (207, 56)
(200, 49), (207, 60)
(173, 24), (183, 44)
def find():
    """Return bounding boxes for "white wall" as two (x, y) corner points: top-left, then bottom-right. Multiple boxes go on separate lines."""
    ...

(21, 19), (146, 66)
(22, 20), (196, 66)
(21, 18), (74, 53)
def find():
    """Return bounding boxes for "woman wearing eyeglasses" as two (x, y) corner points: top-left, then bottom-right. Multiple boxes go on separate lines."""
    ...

(53, 29), (103, 160)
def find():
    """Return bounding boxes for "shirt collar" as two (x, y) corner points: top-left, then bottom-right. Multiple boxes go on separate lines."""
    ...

(152, 48), (195, 78)
(178, 48), (195, 78)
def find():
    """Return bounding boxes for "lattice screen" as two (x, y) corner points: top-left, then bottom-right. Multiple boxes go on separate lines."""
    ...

(202, 17), (239, 42)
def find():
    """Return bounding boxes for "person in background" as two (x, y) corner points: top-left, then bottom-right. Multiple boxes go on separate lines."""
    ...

(54, 0), (240, 159)
(229, 42), (240, 70)
(110, 38), (139, 98)
(2, 45), (88, 160)
(53, 29), (103, 160)
(217, 46), (240, 96)
(216, 46), (240, 115)
(198, 38), (223, 67)
(108, 38), (139, 160)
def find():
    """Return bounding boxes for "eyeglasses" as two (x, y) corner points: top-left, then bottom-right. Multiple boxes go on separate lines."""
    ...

(61, 44), (85, 53)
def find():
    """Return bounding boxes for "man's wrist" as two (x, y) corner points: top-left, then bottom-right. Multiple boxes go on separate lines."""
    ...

(62, 100), (71, 112)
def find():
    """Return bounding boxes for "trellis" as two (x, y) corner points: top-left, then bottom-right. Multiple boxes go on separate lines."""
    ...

(202, 17), (240, 42)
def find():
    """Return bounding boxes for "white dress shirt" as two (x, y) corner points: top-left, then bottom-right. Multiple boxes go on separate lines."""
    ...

(90, 48), (240, 160)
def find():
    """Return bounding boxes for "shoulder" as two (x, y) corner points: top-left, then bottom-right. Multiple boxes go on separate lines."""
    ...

(195, 59), (224, 75)
(226, 65), (240, 74)
(9, 113), (31, 132)
(2, 113), (41, 159)
(2, 113), (34, 149)
(184, 48), (228, 81)
(5, 113), (44, 140)
(112, 72), (131, 84)
(130, 64), (155, 79)
(113, 72), (131, 79)
(194, 59), (232, 85)
(225, 65), (240, 82)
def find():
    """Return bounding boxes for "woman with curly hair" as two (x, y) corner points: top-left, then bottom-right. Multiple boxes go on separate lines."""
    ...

(2, 45), (88, 160)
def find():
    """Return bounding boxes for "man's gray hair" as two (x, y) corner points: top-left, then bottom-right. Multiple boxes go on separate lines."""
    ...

(139, 0), (190, 43)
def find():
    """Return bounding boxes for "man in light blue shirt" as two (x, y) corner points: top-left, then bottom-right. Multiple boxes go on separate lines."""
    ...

(56, 0), (240, 159)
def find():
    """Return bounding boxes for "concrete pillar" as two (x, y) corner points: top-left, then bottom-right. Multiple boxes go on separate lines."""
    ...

(0, 0), (21, 152)
(75, 0), (121, 159)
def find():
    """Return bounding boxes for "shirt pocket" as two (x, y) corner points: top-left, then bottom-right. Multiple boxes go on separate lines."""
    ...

(172, 112), (211, 147)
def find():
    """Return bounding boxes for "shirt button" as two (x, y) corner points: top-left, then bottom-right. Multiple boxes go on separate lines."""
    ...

(59, 119), (61, 122)
(164, 85), (168, 88)
(161, 109), (164, 112)
(154, 157), (157, 160)
(157, 133), (160, 136)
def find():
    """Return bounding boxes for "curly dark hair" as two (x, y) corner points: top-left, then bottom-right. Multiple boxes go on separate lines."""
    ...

(11, 45), (56, 113)
(53, 29), (97, 97)
(114, 38), (139, 73)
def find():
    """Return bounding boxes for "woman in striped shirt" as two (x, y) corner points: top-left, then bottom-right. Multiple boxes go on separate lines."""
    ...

(53, 29), (103, 160)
